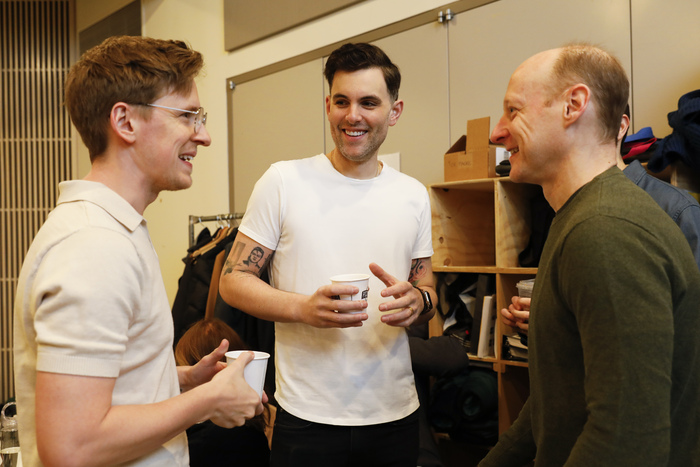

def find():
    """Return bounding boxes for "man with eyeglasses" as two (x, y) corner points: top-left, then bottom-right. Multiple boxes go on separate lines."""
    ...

(13, 36), (265, 467)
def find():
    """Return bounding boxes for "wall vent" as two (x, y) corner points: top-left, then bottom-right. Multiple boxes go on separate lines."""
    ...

(0, 0), (74, 404)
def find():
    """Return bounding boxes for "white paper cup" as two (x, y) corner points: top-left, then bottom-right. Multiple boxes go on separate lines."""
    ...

(516, 278), (536, 299)
(330, 273), (370, 312)
(225, 350), (269, 397)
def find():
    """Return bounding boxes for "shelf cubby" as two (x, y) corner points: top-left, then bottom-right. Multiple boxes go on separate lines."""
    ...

(429, 177), (537, 434)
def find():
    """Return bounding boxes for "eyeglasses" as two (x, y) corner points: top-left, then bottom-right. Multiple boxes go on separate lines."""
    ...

(145, 103), (208, 134)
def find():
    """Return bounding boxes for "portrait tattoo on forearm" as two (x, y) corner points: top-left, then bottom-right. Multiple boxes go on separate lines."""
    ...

(222, 241), (271, 278)
(242, 246), (265, 271)
(409, 258), (427, 285)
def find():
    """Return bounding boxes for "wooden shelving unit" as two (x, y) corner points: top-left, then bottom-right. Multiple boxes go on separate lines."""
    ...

(429, 176), (540, 434)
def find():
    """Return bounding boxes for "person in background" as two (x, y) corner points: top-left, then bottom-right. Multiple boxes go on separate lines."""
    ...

(219, 42), (437, 467)
(501, 105), (700, 333)
(618, 106), (700, 269)
(13, 36), (265, 467)
(175, 318), (271, 467)
(481, 43), (700, 466)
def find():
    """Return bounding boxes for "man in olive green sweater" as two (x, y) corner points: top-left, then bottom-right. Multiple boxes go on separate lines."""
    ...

(481, 43), (700, 466)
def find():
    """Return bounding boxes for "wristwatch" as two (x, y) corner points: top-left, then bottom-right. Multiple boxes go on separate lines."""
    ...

(414, 286), (433, 315)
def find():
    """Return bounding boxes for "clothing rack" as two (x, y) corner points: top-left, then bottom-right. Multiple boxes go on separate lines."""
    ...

(188, 213), (244, 247)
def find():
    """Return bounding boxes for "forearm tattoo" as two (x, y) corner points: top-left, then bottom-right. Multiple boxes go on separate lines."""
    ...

(222, 241), (272, 277)
(409, 258), (427, 286)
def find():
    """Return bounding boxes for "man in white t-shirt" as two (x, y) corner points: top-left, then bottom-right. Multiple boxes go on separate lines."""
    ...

(14, 36), (266, 467)
(219, 42), (437, 466)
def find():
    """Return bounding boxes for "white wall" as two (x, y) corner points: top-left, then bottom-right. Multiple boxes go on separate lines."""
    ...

(74, 0), (700, 305)
(75, 0), (448, 304)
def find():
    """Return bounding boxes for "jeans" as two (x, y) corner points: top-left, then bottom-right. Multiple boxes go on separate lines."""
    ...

(270, 407), (419, 467)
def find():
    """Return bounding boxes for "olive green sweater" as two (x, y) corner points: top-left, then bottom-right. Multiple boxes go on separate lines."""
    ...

(480, 167), (700, 466)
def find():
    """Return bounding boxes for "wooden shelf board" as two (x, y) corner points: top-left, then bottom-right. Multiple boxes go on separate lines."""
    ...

(431, 177), (505, 190)
(433, 266), (537, 274)
(433, 265), (499, 273)
(502, 359), (529, 369)
(467, 354), (498, 364)
(498, 267), (538, 274)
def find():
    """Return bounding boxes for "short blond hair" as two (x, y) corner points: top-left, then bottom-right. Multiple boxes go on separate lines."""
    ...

(64, 36), (204, 159)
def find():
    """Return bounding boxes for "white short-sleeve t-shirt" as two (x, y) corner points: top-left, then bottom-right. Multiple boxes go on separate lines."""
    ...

(239, 154), (433, 425)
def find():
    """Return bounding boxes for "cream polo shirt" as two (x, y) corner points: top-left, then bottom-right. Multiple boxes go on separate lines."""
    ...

(14, 180), (188, 467)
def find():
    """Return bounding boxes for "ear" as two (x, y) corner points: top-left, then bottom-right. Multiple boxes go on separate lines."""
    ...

(325, 95), (331, 118)
(562, 84), (590, 128)
(617, 113), (630, 142)
(388, 99), (404, 126)
(110, 102), (137, 144)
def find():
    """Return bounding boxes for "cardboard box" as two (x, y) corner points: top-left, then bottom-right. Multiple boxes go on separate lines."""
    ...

(444, 117), (508, 182)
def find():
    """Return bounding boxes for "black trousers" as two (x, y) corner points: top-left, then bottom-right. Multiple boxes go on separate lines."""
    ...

(270, 407), (419, 467)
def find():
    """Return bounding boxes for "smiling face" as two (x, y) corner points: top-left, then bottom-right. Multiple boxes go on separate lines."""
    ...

(490, 50), (564, 185)
(137, 83), (211, 194)
(326, 68), (402, 166)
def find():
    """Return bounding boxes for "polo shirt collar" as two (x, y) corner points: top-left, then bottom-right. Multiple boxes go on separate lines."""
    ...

(57, 180), (145, 232)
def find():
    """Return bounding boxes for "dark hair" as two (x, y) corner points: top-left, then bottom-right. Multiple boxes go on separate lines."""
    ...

(324, 42), (401, 101)
(549, 43), (629, 143)
(64, 36), (204, 159)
